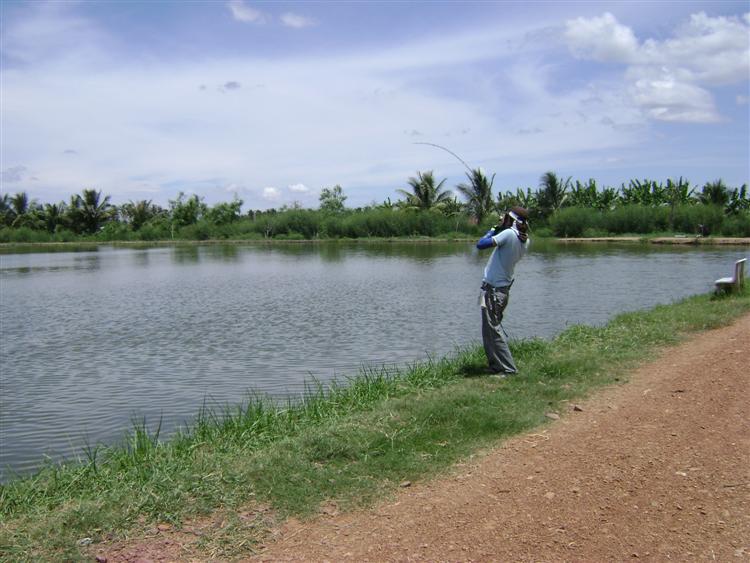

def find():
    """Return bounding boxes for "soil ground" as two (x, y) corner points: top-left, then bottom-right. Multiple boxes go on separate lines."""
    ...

(98, 313), (750, 562)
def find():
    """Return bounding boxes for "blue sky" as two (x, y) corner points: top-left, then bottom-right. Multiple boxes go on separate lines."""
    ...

(1, 1), (749, 210)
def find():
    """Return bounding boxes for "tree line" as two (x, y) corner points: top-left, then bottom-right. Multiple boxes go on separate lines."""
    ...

(1, 170), (748, 243)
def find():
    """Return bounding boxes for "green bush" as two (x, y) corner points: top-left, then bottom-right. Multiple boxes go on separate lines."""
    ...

(211, 220), (259, 240)
(316, 209), (475, 239)
(136, 221), (170, 241)
(549, 207), (599, 237)
(274, 231), (306, 240)
(178, 220), (213, 240)
(581, 227), (609, 238)
(252, 210), (321, 239)
(50, 229), (78, 242)
(0, 226), (52, 243)
(600, 205), (669, 234)
(530, 226), (552, 238)
(720, 213), (750, 236)
(96, 222), (133, 241)
(671, 204), (723, 234)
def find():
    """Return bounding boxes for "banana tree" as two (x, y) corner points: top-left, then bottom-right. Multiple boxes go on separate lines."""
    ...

(726, 184), (749, 214)
(568, 179), (598, 207)
(620, 179), (666, 206)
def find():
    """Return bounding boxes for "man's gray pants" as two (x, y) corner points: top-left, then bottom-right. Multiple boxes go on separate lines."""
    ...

(481, 286), (517, 374)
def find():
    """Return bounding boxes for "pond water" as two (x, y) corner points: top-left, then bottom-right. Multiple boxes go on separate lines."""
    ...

(1, 241), (746, 480)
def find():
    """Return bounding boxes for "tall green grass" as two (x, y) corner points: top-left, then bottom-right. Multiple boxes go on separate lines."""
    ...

(2, 288), (749, 561)
(1, 210), (483, 244)
(2, 204), (747, 246)
(550, 205), (748, 237)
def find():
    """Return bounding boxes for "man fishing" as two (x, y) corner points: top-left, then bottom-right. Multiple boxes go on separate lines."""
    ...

(476, 207), (530, 376)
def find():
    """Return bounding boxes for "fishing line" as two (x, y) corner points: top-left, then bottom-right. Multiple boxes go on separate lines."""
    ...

(413, 142), (473, 174)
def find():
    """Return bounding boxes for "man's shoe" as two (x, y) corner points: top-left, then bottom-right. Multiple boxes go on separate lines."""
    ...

(485, 368), (518, 378)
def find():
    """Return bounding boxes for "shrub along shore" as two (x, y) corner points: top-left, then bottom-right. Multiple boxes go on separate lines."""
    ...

(1, 287), (749, 560)
(1, 203), (749, 246)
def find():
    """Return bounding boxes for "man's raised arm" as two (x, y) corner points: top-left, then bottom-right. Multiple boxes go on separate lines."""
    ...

(476, 229), (496, 249)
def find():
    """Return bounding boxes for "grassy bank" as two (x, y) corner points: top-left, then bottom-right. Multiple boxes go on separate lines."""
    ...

(2, 288), (749, 561)
(0, 235), (477, 254)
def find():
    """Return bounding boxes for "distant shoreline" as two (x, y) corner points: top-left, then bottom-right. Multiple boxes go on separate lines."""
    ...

(0, 235), (749, 253)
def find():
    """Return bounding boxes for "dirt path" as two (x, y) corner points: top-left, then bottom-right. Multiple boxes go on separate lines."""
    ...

(251, 314), (750, 562)
(98, 315), (749, 562)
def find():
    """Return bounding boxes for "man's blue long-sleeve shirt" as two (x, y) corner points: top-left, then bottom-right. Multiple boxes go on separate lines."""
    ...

(478, 228), (529, 288)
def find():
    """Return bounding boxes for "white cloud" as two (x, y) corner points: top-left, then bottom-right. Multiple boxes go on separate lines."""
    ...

(738, 95), (749, 105)
(639, 12), (750, 84)
(227, 1), (267, 24)
(564, 12), (639, 63)
(262, 187), (281, 201)
(288, 183), (310, 193)
(629, 67), (719, 123)
(280, 13), (316, 29)
(2, 2), (111, 66)
(563, 11), (750, 123)
(2, 165), (28, 183)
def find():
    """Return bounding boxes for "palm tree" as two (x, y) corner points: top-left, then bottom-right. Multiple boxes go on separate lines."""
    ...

(699, 179), (730, 207)
(457, 168), (495, 223)
(121, 199), (161, 230)
(42, 202), (66, 233)
(9, 192), (41, 228)
(396, 171), (452, 211)
(69, 188), (113, 234)
(537, 171), (571, 217)
(10, 192), (29, 217)
(0, 193), (13, 226)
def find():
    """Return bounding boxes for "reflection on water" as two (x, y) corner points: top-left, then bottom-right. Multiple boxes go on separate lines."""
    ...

(172, 245), (201, 264)
(0, 241), (747, 480)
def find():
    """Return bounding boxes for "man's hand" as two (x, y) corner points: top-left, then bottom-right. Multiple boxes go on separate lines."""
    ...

(515, 222), (529, 243)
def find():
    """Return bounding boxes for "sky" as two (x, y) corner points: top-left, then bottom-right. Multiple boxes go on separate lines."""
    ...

(1, 0), (749, 211)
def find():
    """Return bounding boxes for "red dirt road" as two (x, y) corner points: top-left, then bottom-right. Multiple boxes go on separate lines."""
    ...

(252, 314), (750, 562)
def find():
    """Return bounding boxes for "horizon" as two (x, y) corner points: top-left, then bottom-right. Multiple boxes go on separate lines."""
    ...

(2, 0), (749, 211)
